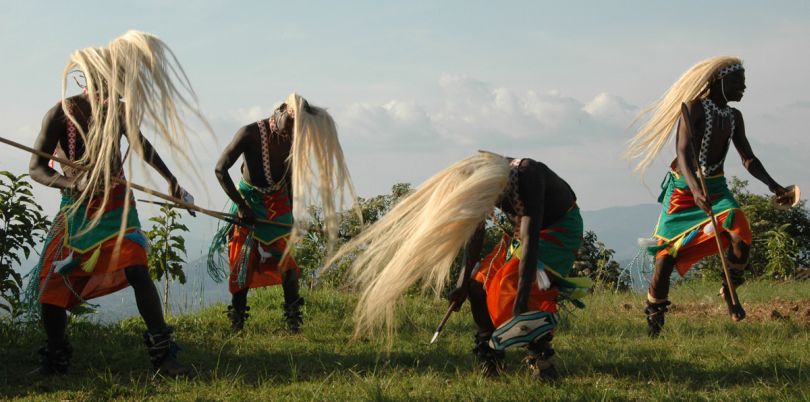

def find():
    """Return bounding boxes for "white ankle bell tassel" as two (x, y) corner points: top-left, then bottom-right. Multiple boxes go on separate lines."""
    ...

(637, 238), (658, 248)
(52, 252), (75, 274)
(536, 270), (551, 290)
(257, 244), (272, 263)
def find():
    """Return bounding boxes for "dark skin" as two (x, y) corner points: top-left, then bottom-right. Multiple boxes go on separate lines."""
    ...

(214, 112), (294, 224)
(29, 94), (187, 337)
(29, 95), (184, 198)
(214, 107), (300, 308)
(449, 159), (576, 317)
(656, 70), (787, 321)
(674, 70), (788, 213)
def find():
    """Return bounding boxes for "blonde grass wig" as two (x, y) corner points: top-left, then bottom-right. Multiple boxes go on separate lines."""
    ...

(624, 56), (743, 174)
(61, 30), (210, 234)
(323, 152), (510, 339)
(284, 93), (362, 258)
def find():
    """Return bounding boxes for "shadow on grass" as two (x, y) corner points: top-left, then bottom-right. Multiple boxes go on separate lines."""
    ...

(0, 320), (475, 400)
(576, 342), (806, 390)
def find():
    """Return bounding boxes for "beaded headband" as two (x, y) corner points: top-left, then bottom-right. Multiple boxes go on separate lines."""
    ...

(715, 63), (744, 80)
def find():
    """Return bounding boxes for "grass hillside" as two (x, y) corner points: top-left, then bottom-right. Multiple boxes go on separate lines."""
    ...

(1, 281), (808, 401)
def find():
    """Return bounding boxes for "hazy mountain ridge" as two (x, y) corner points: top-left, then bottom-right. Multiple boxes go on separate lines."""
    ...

(580, 203), (660, 263)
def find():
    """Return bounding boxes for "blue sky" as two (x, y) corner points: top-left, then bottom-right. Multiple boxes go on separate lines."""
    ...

(1, 1), (808, 223)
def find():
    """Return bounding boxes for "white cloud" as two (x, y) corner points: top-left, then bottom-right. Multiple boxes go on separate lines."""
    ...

(336, 100), (441, 150)
(335, 74), (639, 152)
(584, 92), (638, 126)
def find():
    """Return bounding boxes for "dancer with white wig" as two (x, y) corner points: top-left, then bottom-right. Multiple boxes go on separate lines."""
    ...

(325, 152), (588, 379)
(26, 30), (208, 376)
(209, 93), (360, 332)
(626, 56), (795, 337)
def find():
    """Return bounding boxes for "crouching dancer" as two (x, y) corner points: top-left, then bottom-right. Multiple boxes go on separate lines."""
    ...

(26, 31), (209, 375)
(324, 152), (589, 379)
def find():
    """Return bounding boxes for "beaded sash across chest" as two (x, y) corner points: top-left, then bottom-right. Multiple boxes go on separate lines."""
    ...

(65, 119), (125, 178)
(255, 119), (286, 193)
(506, 158), (525, 216)
(698, 99), (735, 176)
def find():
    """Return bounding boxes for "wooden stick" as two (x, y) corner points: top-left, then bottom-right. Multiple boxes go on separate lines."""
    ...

(0, 135), (292, 228)
(430, 301), (459, 344)
(680, 103), (740, 307)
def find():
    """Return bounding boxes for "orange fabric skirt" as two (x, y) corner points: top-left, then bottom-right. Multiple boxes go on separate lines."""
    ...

(656, 210), (753, 276)
(473, 237), (559, 328)
(227, 226), (300, 294)
(39, 233), (147, 309)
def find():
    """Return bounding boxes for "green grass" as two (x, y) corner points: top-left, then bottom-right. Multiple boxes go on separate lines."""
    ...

(1, 280), (808, 401)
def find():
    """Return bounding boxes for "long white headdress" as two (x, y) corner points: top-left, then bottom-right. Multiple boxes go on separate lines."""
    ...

(62, 30), (210, 234)
(624, 56), (743, 174)
(284, 93), (362, 258)
(323, 152), (510, 339)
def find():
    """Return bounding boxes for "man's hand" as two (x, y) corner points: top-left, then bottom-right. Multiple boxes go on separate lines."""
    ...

(447, 285), (469, 311)
(693, 188), (712, 214)
(771, 185), (792, 205)
(170, 180), (197, 216)
(237, 204), (257, 225)
(512, 298), (529, 316)
(70, 174), (102, 197)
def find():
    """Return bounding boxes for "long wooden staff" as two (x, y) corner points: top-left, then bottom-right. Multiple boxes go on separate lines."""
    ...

(430, 262), (480, 344)
(430, 301), (459, 344)
(679, 103), (740, 307)
(0, 135), (291, 229)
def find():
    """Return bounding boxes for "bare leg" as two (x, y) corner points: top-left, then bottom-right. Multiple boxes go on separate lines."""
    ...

(645, 255), (674, 337)
(469, 281), (495, 336)
(124, 265), (166, 333)
(232, 288), (249, 312)
(42, 303), (68, 343)
(469, 281), (502, 376)
(125, 265), (187, 376)
(720, 234), (749, 321)
(282, 269), (304, 332)
(227, 288), (250, 330)
(39, 303), (72, 374)
(282, 269), (301, 305)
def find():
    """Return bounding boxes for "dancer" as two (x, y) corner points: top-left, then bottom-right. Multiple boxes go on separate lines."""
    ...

(325, 152), (588, 379)
(625, 56), (792, 337)
(209, 93), (360, 332)
(26, 31), (208, 375)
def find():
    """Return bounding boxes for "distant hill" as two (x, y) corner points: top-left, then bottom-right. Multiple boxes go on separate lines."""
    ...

(581, 203), (660, 262)
(88, 254), (231, 323)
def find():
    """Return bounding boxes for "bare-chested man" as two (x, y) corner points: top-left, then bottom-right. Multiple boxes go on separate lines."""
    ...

(626, 56), (791, 337)
(210, 93), (360, 332)
(27, 31), (205, 376)
(325, 152), (590, 380)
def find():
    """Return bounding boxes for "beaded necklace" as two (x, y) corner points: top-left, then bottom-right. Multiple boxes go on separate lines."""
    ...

(255, 118), (286, 192)
(697, 98), (736, 175)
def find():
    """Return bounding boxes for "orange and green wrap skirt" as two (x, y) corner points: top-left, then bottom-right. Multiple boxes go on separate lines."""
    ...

(473, 207), (585, 327)
(647, 171), (752, 276)
(207, 179), (299, 294)
(28, 186), (148, 310)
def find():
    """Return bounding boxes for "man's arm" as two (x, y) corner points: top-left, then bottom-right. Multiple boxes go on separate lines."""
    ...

(448, 221), (485, 310)
(29, 105), (75, 191)
(731, 110), (786, 195)
(675, 101), (711, 213)
(214, 126), (252, 215)
(133, 132), (181, 196)
(514, 163), (544, 315)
